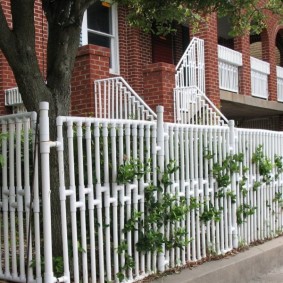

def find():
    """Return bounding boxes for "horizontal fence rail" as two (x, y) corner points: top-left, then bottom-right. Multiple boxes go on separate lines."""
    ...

(0, 112), (40, 283)
(236, 128), (283, 244)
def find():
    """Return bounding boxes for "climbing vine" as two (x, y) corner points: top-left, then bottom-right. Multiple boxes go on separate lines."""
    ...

(115, 144), (283, 281)
(116, 159), (191, 281)
(252, 145), (273, 184)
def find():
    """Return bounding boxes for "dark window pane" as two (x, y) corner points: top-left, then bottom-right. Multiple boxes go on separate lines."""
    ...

(87, 2), (111, 34)
(88, 33), (110, 48)
(182, 26), (190, 52)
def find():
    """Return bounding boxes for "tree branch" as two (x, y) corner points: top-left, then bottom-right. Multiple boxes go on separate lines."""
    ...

(0, 3), (16, 60)
(11, 0), (35, 38)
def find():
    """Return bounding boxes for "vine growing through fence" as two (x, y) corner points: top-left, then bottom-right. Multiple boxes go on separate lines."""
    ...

(116, 159), (192, 281)
(203, 145), (283, 225)
(114, 144), (283, 281)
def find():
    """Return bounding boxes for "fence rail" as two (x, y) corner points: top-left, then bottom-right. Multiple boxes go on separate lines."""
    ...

(218, 45), (242, 93)
(56, 115), (157, 283)
(174, 86), (228, 125)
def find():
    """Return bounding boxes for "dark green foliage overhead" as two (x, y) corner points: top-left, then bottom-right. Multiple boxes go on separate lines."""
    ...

(117, 0), (283, 35)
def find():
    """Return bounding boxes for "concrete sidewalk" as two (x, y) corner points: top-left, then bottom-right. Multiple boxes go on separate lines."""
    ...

(250, 264), (283, 282)
(153, 236), (283, 283)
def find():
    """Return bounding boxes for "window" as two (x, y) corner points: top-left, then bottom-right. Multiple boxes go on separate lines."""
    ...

(81, 1), (119, 74)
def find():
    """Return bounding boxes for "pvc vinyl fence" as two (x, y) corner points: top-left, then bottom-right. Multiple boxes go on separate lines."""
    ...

(2, 103), (283, 283)
(0, 112), (41, 282)
(47, 105), (283, 282)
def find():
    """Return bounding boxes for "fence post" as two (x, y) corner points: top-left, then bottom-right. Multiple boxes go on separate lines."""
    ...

(156, 106), (166, 272)
(39, 102), (55, 283)
(229, 120), (238, 248)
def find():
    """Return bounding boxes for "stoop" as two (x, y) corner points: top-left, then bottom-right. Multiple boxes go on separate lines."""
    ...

(153, 236), (283, 283)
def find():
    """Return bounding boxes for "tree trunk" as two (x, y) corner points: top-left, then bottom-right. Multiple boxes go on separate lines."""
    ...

(0, 0), (96, 270)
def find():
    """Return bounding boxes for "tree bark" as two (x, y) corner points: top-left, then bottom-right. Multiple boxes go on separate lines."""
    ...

(0, 0), (96, 261)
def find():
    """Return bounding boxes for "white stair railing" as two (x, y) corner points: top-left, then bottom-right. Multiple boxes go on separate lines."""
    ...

(174, 86), (228, 125)
(175, 37), (205, 93)
(94, 77), (157, 120)
(174, 37), (228, 125)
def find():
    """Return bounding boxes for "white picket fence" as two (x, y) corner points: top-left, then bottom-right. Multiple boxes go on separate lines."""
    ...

(1, 103), (283, 283)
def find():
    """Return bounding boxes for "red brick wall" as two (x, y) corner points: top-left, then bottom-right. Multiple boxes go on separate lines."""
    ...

(193, 13), (220, 106)
(0, 1), (17, 115)
(34, 0), (48, 77)
(1, 2), (283, 118)
(71, 45), (110, 116)
(261, 10), (280, 101)
(118, 6), (152, 97)
(234, 34), (251, 96)
(152, 35), (173, 64)
(143, 63), (175, 122)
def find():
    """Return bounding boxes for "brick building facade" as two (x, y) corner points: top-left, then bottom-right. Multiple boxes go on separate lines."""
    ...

(1, 2), (283, 129)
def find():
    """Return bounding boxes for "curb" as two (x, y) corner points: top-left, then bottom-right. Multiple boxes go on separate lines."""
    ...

(153, 236), (283, 283)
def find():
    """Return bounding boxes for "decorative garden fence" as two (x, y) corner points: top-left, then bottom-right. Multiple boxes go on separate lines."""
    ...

(1, 103), (283, 282)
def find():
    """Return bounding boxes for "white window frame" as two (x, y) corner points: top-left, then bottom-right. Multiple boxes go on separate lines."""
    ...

(81, 3), (120, 75)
